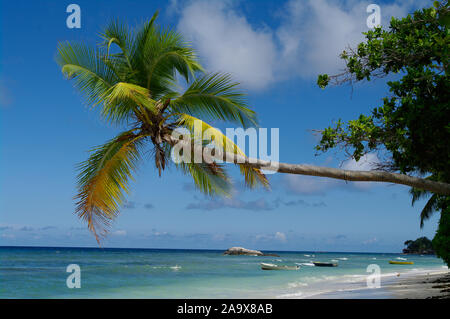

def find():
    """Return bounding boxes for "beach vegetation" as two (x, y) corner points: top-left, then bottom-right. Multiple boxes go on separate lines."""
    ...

(316, 1), (450, 264)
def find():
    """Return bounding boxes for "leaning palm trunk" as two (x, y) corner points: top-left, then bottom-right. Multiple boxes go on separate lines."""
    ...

(166, 135), (450, 196)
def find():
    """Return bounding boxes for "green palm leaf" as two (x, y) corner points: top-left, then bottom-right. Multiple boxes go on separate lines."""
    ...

(171, 73), (257, 128)
(177, 114), (269, 189)
(99, 19), (134, 70)
(100, 82), (157, 123)
(142, 29), (202, 99)
(178, 161), (232, 197)
(409, 174), (440, 228)
(75, 131), (146, 242)
(419, 194), (439, 228)
(56, 42), (118, 106)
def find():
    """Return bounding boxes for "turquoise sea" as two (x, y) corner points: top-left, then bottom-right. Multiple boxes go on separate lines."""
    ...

(0, 246), (447, 298)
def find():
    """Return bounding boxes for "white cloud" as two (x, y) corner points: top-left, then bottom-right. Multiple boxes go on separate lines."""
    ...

(284, 174), (338, 195)
(341, 153), (380, 189)
(174, 0), (428, 90)
(277, 0), (428, 78)
(186, 196), (277, 211)
(276, 0), (367, 78)
(1, 233), (15, 239)
(341, 153), (380, 171)
(255, 231), (287, 243)
(177, 0), (277, 90)
(275, 231), (287, 242)
(363, 237), (378, 244)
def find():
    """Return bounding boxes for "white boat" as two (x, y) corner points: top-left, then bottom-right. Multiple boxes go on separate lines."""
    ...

(260, 263), (300, 270)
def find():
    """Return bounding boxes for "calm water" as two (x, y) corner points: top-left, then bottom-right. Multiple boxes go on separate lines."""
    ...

(0, 246), (446, 298)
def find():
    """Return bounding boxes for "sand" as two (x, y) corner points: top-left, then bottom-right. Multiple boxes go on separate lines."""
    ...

(304, 269), (450, 299)
(387, 271), (450, 299)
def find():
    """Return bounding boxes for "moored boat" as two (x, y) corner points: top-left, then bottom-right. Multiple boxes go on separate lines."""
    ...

(389, 260), (414, 265)
(312, 261), (338, 267)
(260, 263), (300, 270)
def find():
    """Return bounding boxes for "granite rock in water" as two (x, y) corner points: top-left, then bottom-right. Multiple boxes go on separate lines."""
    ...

(223, 247), (279, 257)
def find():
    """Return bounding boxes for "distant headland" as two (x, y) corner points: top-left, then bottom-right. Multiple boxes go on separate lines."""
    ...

(402, 237), (435, 255)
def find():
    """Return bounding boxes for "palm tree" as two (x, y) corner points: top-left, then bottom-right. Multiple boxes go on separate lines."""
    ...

(409, 175), (440, 228)
(56, 13), (268, 242)
(57, 13), (450, 243)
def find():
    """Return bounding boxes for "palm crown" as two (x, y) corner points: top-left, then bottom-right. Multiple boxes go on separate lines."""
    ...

(56, 13), (268, 243)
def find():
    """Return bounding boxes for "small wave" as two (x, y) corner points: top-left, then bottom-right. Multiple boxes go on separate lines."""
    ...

(304, 254), (311, 257)
(277, 292), (303, 298)
(287, 282), (308, 288)
(337, 257), (348, 260)
(297, 262), (315, 267)
(396, 257), (407, 260)
(151, 265), (181, 271)
(331, 259), (339, 262)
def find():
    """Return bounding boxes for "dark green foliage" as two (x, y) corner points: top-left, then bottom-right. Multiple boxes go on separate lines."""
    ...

(315, 1), (450, 264)
(316, 2), (450, 179)
(433, 199), (450, 265)
(403, 236), (434, 254)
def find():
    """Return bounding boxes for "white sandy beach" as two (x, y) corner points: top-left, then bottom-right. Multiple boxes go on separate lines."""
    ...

(303, 269), (450, 299)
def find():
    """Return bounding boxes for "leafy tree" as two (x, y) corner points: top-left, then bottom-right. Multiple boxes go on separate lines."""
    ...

(433, 202), (450, 265)
(316, 1), (450, 263)
(403, 236), (434, 253)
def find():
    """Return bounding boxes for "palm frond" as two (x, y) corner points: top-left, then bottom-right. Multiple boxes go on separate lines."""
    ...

(140, 27), (203, 99)
(409, 174), (440, 228)
(177, 161), (232, 197)
(75, 131), (145, 242)
(171, 73), (257, 128)
(99, 19), (134, 70)
(130, 12), (159, 74)
(177, 114), (269, 189)
(177, 113), (242, 154)
(56, 42), (118, 107)
(409, 187), (431, 205)
(419, 194), (439, 228)
(101, 82), (156, 123)
(145, 31), (202, 80)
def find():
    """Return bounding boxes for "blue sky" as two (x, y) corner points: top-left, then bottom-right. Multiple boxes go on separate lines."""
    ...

(0, 0), (438, 252)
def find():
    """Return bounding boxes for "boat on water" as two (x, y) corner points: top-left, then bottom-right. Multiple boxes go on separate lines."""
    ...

(260, 263), (300, 270)
(312, 261), (338, 267)
(389, 260), (414, 265)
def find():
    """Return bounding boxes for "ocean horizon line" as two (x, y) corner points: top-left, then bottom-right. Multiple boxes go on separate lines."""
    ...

(0, 245), (403, 255)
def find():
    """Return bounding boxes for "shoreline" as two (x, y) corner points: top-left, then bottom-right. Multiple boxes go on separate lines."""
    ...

(387, 270), (450, 299)
(302, 268), (450, 299)
(1, 246), (447, 298)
